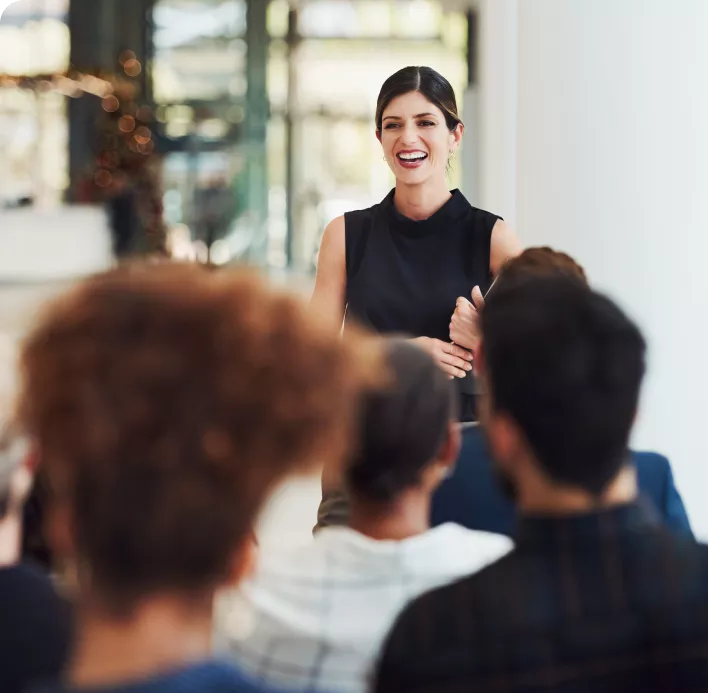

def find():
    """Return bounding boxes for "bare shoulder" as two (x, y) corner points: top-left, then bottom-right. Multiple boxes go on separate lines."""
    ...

(321, 214), (346, 251)
(311, 215), (347, 324)
(490, 219), (523, 275)
(316, 215), (346, 275)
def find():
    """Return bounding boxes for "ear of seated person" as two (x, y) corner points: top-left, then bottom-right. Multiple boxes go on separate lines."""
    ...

(374, 276), (708, 693)
(216, 340), (511, 693)
(19, 263), (380, 693)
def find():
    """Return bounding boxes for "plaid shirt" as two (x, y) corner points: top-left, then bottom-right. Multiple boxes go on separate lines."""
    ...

(374, 501), (708, 693)
(216, 525), (511, 693)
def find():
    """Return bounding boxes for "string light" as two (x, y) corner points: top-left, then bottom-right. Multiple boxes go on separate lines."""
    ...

(102, 95), (120, 112)
(123, 59), (142, 77)
(119, 50), (137, 66)
(118, 115), (136, 133)
(94, 170), (113, 188)
(134, 126), (152, 145)
(0, 54), (166, 254)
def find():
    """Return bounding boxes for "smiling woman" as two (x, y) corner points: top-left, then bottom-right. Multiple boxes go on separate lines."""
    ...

(311, 65), (522, 423)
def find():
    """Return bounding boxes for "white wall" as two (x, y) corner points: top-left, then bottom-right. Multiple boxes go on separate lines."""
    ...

(477, 0), (708, 536)
(477, 0), (518, 227)
(463, 0), (518, 225)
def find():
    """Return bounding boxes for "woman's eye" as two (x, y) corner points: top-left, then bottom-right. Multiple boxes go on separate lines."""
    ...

(419, 121), (435, 127)
(384, 123), (400, 129)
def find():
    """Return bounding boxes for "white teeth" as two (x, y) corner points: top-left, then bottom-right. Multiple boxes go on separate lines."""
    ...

(398, 152), (427, 161)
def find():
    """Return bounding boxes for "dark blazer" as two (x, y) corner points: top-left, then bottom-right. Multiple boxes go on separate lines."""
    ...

(375, 502), (708, 693)
(431, 424), (693, 538)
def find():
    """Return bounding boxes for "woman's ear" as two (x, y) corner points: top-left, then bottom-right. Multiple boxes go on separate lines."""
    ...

(375, 128), (382, 143)
(450, 122), (464, 152)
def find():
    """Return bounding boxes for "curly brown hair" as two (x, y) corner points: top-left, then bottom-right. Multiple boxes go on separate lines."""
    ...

(500, 247), (588, 287)
(19, 263), (382, 608)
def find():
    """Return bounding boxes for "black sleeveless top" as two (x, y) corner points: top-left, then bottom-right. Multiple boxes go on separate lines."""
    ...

(344, 188), (501, 421)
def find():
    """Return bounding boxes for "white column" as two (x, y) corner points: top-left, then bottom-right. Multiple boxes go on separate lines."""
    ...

(472, 0), (518, 226)
(514, 0), (708, 536)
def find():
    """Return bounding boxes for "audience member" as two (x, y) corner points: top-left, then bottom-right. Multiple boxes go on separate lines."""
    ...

(375, 276), (708, 692)
(218, 340), (511, 693)
(440, 246), (691, 537)
(19, 263), (381, 693)
(0, 337), (72, 693)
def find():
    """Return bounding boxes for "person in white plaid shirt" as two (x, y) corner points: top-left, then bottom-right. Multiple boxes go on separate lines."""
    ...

(216, 340), (511, 693)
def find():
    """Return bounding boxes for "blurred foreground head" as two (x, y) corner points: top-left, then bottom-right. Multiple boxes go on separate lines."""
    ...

(18, 263), (382, 611)
(478, 275), (645, 503)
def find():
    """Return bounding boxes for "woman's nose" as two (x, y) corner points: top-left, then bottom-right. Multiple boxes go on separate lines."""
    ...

(399, 122), (419, 146)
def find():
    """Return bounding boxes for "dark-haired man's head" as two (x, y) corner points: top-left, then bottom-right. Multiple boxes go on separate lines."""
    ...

(346, 340), (460, 540)
(477, 276), (645, 513)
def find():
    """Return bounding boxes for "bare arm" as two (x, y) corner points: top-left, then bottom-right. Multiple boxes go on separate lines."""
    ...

(310, 216), (347, 329)
(490, 219), (523, 276)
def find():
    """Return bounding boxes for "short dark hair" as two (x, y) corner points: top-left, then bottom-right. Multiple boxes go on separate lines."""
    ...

(375, 66), (462, 133)
(346, 340), (457, 504)
(481, 277), (646, 495)
(19, 263), (382, 609)
(500, 247), (588, 287)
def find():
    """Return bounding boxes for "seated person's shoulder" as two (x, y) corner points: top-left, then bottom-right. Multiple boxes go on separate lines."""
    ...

(0, 562), (73, 692)
(635, 450), (671, 476)
(440, 524), (513, 572)
(0, 561), (71, 619)
(386, 541), (517, 639)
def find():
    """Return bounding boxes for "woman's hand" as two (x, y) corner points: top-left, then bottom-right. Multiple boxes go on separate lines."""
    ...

(411, 337), (473, 379)
(450, 286), (485, 351)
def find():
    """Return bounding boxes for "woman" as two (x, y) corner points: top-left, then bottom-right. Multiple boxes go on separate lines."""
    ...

(311, 66), (522, 422)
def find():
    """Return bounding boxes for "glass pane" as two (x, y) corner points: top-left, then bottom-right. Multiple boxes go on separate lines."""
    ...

(153, 0), (245, 49)
(299, 0), (442, 39)
(0, 0), (69, 207)
(394, 1), (441, 39)
(0, 0), (69, 75)
(299, 0), (360, 38)
(267, 0), (289, 39)
(153, 0), (247, 103)
(1, 0), (68, 20)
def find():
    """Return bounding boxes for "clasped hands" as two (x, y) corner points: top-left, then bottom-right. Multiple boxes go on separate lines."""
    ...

(412, 286), (485, 380)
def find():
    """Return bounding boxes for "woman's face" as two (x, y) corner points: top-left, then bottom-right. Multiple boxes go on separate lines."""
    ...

(378, 90), (463, 186)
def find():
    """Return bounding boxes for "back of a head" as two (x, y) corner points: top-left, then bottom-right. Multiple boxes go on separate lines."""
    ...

(19, 263), (381, 609)
(498, 246), (588, 290)
(346, 340), (457, 504)
(481, 276), (645, 495)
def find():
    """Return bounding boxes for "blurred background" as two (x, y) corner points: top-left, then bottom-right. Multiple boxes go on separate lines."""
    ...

(0, 0), (471, 273)
(2, 0), (708, 540)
